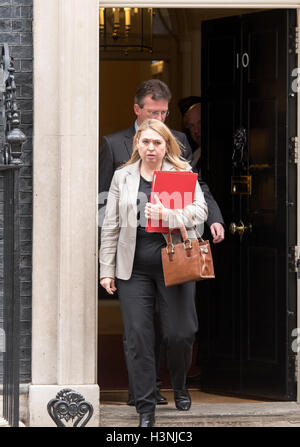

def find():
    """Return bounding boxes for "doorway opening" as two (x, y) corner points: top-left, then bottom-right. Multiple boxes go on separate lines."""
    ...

(98, 7), (298, 405)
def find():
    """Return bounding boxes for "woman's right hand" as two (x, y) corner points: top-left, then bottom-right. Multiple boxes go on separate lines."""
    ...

(100, 277), (117, 295)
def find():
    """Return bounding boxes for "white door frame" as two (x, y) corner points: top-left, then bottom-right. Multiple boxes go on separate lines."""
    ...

(100, 1), (298, 7)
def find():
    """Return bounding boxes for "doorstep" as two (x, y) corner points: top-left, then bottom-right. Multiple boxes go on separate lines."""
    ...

(0, 417), (25, 427)
(100, 402), (300, 427)
(0, 418), (9, 427)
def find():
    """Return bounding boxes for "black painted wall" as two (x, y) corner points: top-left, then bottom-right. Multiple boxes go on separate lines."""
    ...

(0, 0), (33, 383)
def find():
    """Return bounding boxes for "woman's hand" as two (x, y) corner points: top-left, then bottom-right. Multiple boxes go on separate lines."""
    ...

(100, 277), (117, 295)
(145, 194), (169, 221)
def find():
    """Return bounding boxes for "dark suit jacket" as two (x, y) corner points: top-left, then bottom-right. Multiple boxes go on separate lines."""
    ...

(99, 125), (224, 227)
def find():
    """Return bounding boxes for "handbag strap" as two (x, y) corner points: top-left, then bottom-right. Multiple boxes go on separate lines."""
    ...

(167, 210), (189, 246)
(167, 221), (189, 245)
(167, 209), (204, 245)
(184, 209), (204, 242)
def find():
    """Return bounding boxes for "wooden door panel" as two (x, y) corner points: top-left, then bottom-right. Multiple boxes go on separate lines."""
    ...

(241, 10), (295, 399)
(246, 246), (278, 363)
(248, 30), (279, 82)
(205, 100), (237, 218)
(208, 245), (238, 360)
(248, 98), (277, 220)
(208, 36), (239, 87)
(200, 9), (297, 400)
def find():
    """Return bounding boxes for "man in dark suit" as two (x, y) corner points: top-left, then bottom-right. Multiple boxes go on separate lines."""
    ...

(100, 81), (224, 242)
(99, 79), (224, 407)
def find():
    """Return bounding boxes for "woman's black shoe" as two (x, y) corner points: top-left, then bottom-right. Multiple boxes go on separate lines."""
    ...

(139, 412), (155, 427)
(174, 389), (191, 411)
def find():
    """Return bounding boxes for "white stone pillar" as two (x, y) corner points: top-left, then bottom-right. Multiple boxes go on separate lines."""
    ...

(29, 0), (100, 426)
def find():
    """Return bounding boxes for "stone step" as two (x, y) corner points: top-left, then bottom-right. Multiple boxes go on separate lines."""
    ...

(100, 402), (300, 427)
(0, 418), (9, 427)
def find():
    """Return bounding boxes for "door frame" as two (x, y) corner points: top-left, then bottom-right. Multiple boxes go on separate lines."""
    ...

(99, 0), (300, 400)
(100, 1), (299, 7)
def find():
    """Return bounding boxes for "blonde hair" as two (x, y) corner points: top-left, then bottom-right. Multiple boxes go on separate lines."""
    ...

(122, 119), (189, 171)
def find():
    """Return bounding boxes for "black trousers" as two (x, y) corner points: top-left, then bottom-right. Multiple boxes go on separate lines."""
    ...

(123, 306), (163, 399)
(117, 265), (198, 414)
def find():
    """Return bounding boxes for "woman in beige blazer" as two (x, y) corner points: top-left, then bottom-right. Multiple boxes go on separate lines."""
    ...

(100, 119), (208, 427)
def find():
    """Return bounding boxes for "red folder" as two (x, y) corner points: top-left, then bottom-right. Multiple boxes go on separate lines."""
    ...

(146, 170), (198, 233)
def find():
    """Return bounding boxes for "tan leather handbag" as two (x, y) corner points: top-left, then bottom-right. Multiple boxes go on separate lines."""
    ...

(161, 217), (215, 287)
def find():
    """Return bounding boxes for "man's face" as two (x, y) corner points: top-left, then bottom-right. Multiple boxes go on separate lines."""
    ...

(185, 104), (201, 146)
(134, 94), (169, 126)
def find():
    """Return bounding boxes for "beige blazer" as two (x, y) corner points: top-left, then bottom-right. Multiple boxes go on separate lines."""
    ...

(99, 159), (208, 280)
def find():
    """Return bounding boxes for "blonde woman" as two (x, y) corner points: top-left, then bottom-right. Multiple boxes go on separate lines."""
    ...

(100, 119), (208, 427)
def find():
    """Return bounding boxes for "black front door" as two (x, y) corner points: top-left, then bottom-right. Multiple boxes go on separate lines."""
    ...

(199, 9), (297, 400)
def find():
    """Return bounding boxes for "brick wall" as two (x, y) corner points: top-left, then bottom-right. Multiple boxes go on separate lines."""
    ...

(0, 0), (33, 383)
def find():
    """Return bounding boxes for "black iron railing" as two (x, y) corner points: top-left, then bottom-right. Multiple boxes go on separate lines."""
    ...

(0, 43), (26, 427)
